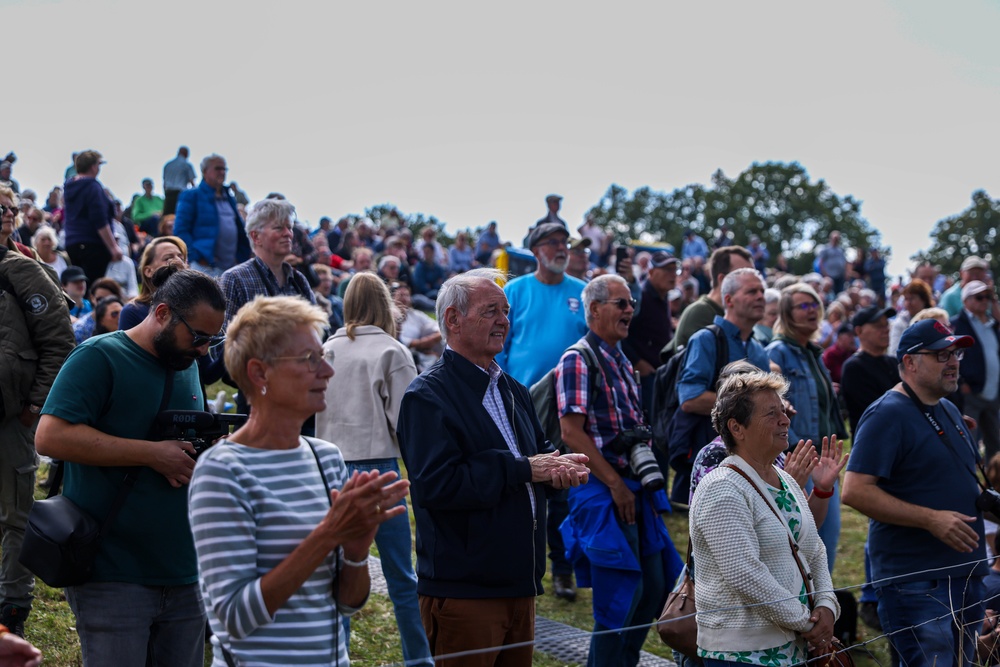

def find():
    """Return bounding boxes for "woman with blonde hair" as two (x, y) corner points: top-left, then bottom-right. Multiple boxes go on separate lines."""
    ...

(189, 295), (408, 666)
(119, 236), (188, 329)
(315, 272), (431, 665)
(766, 283), (847, 572)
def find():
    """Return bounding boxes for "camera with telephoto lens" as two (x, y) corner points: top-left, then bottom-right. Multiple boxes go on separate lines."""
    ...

(976, 488), (1000, 518)
(152, 410), (248, 458)
(606, 424), (664, 492)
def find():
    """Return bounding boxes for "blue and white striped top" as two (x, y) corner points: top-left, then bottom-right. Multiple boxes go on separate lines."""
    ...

(189, 437), (361, 666)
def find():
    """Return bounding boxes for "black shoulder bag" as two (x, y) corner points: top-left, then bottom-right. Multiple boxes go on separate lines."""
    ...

(19, 370), (175, 587)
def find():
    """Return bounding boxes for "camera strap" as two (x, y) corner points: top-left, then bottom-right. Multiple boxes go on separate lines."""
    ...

(900, 382), (990, 493)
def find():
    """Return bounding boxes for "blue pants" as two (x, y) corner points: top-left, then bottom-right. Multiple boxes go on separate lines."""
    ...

(587, 510), (666, 667)
(343, 459), (433, 666)
(65, 581), (205, 667)
(876, 576), (984, 667)
(806, 477), (840, 573)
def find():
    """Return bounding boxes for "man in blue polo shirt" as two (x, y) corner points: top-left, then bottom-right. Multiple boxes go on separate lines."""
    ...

(844, 319), (987, 666)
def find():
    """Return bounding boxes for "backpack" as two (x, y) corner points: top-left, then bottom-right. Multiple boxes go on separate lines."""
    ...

(650, 324), (727, 458)
(530, 337), (604, 453)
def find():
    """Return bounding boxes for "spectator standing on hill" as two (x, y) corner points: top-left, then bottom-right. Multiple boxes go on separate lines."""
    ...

(63, 150), (123, 283)
(476, 221), (501, 265)
(537, 194), (568, 228)
(748, 235), (769, 273)
(864, 248), (887, 305)
(496, 222), (588, 603)
(413, 243), (446, 301)
(0, 161), (19, 194)
(397, 269), (590, 666)
(131, 178), (164, 237)
(448, 231), (475, 272)
(681, 229), (709, 261)
(817, 231), (848, 295)
(175, 154), (249, 277)
(623, 250), (678, 416)
(951, 280), (1000, 461)
(162, 146), (196, 216)
(844, 319), (986, 666)
(663, 245), (752, 357)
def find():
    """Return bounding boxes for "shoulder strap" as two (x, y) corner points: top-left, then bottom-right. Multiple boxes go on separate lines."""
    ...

(722, 463), (815, 605)
(708, 324), (728, 388)
(303, 437), (333, 506)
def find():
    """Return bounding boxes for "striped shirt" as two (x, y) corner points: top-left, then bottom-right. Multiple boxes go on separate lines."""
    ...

(188, 438), (361, 666)
(482, 359), (536, 518)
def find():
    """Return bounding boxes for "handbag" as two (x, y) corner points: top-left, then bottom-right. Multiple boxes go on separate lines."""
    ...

(657, 541), (702, 662)
(724, 464), (855, 667)
(19, 371), (174, 588)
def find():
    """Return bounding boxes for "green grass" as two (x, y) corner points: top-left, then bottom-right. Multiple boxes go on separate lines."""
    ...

(23, 387), (893, 666)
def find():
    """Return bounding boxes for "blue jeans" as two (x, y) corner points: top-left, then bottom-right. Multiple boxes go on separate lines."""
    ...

(860, 541), (877, 603)
(344, 458), (432, 666)
(806, 477), (840, 573)
(65, 581), (205, 667)
(587, 510), (666, 667)
(876, 576), (984, 667)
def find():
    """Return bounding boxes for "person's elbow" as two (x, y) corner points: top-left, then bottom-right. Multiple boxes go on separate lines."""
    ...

(35, 415), (65, 458)
(680, 398), (698, 413)
(840, 472), (867, 510)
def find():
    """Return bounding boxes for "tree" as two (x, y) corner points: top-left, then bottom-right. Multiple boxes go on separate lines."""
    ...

(587, 162), (881, 273)
(917, 190), (1000, 276)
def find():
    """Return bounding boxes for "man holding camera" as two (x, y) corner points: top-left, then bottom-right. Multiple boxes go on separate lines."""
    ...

(35, 268), (226, 666)
(556, 274), (682, 667)
(844, 319), (988, 666)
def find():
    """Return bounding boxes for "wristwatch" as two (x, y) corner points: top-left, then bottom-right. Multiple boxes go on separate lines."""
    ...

(27, 405), (41, 415)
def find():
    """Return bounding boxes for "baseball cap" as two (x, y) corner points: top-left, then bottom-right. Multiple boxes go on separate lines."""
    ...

(851, 305), (896, 328)
(961, 256), (990, 272)
(569, 237), (591, 251)
(650, 250), (679, 269)
(545, 194), (563, 202)
(961, 280), (990, 302)
(60, 266), (87, 285)
(527, 223), (568, 249)
(896, 319), (974, 362)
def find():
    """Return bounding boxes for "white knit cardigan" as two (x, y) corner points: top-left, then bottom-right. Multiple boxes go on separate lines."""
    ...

(689, 454), (840, 653)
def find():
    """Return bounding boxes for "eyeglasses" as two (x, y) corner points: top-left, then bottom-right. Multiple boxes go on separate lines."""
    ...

(175, 313), (225, 347)
(536, 239), (570, 249)
(271, 350), (326, 373)
(0, 205), (17, 216)
(794, 302), (820, 312)
(974, 294), (993, 302)
(598, 298), (637, 310)
(910, 349), (966, 363)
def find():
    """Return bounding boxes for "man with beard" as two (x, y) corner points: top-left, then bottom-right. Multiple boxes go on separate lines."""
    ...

(36, 268), (225, 667)
(496, 222), (588, 601)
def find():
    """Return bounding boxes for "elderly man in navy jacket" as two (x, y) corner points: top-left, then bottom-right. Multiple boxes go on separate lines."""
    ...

(952, 279), (1000, 461)
(174, 154), (249, 277)
(398, 268), (590, 667)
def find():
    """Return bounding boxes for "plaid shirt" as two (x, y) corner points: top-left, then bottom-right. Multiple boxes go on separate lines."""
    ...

(219, 256), (316, 327)
(555, 335), (644, 468)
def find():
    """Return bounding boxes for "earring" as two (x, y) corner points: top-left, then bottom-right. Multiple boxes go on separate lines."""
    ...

(261, 385), (267, 396)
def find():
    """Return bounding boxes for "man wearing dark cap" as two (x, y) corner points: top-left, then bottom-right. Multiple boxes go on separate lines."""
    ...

(536, 194), (568, 228)
(497, 222), (588, 601)
(840, 305), (899, 435)
(60, 266), (92, 321)
(623, 250), (678, 416)
(951, 279), (1000, 461)
(844, 320), (986, 666)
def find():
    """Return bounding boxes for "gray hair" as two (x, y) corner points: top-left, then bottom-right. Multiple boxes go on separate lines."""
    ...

(720, 267), (764, 306)
(764, 287), (781, 305)
(712, 370), (789, 453)
(199, 153), (225, 173)
(435, 268), (508, 341)
(31, 224), (59, 249)
(378, 254), (401, 271)
(582, 274), (628, 325)
(245, 198), (296, 237)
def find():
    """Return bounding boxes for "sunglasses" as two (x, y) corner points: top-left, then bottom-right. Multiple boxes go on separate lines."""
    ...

(794, 302), (821, 312)
(176, 313), (225, 347)
(598, 298), (637, 310)
(974, 293), (993, 302)
(0, 204), (17, 216)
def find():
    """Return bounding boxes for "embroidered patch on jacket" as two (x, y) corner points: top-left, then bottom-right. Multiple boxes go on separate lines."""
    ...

(26, 294), (48, 314)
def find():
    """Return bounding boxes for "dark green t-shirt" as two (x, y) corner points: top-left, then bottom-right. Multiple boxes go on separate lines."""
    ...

(41, 330), (204, 585)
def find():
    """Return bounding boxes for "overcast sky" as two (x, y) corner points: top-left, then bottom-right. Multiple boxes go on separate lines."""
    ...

(4, 0), (997, 281)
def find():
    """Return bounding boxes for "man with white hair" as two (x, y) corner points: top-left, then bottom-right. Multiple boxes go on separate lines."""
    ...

(175, 154), (249, 277)
(951, 280), (1000, 461)
(397, 268), (589, 665)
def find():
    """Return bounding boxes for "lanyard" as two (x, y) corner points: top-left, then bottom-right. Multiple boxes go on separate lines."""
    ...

(901, 382), (990, 494)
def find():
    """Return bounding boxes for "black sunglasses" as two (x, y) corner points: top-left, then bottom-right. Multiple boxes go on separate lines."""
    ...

(0, 204), (17, 216)
(598, 298), (637, 310)
(176, 313), (225, 347)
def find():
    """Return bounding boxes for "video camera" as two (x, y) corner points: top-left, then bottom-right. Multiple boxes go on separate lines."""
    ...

(152, 410), (247, 458)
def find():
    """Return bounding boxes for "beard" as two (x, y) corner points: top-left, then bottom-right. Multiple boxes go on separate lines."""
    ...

(153, 323), (199, 371)
(540, 254), (568, 274)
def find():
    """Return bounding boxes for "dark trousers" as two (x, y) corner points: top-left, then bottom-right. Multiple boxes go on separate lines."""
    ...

(163, 190), (181, 216)
(547, 489), (571, 576)
(66, 242), (111, 284)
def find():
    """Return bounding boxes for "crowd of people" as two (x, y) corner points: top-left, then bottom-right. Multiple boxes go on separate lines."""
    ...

(2, 144), (1000, 666)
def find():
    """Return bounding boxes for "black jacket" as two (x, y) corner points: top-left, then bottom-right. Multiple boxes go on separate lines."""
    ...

(951, 310), (1000, 396)
(397, 349), (553, 599)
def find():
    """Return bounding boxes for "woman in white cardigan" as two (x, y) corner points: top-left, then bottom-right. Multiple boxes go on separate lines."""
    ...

(315, 272), (432, 666)
(690, 370), (840, 667)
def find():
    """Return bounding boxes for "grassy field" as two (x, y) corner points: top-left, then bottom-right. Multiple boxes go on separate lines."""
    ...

(21, 378), (892, 665)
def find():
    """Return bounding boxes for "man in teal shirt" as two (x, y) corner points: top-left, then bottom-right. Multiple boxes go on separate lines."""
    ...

(36, 268), (226, 667)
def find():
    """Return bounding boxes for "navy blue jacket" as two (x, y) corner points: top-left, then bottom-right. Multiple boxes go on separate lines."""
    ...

(63, 177), (113, 246)
(397, 349), (553, 599)
(952, 310), (1000, 395)
(174, 181), (250, 268)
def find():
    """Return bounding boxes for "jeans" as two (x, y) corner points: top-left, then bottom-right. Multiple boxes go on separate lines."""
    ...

(587, 509), (666, 667)
(876, 576), (984, 667)
(806, 477), (840, 573)
(0, 418), (38, 610)
(65, 581), (205, 667)
(860, 541), (877, 603)
(344, 458), (432, 666)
